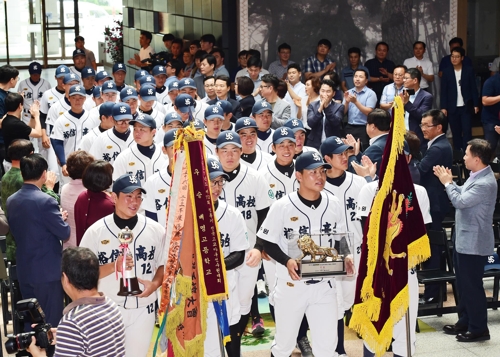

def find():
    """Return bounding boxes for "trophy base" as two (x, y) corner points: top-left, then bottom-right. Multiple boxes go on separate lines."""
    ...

(118, 277), (143, 296)
(297, 259), (346, 279)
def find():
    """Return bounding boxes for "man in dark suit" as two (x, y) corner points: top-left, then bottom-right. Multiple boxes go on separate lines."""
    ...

(208, 75), (242, 122)
(6, 153), (70, 328)
(435, 139), (497, 342)
(440, 47), (479, 150)
(306, 79), (344, 150)
(417, 109), (453, 303)
(402, 68), (433, 151)
(347, 108), (390, 176)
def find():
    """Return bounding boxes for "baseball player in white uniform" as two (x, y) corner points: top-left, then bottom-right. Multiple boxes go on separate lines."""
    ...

(320, 136), (367, 357)
(282, 118), (318, 158)
(112, 113), (167, 182)
(215, 131), (272, 338)
(152, 65), (171, 106)
(235, 117), (273, 171)
(80, 67), (97, 111)
(251, 101), (275, 154)
(204, 104), (224, 155)
(112, 63), (128, 92)
(80, 174), (165, 357)
(258, 151), (349, 357)
(70, 49), (86, 85)
(154, 112), (183, 146)
(120, 87), (140, 119)
(86, 80), (120, 129)
(204, 156), (249, 357)
(46, 73), (81, 134)
(137, 75), (166, 116)
(215, 100), (235, 132)
(89, 103), (134, 164)
(137, 84), (164, 132)
(17, 62), (51, 125)
(162, 80), (179, 115)
(142, 128), (177, 227)
(95, 70), (113, 86)
(177, 77), (209, 121)
(78, 102), (115, 152)
(356, 150), (431, 357)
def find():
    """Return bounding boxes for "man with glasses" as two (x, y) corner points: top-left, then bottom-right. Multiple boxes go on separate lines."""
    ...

(202, 76), (217, 103)
(416, 109), (452, 305)
(89, 103), (134, 164)
(401, 67), (433, 150)
(259, 74), (291, 129)
(380, 65), (406, 111)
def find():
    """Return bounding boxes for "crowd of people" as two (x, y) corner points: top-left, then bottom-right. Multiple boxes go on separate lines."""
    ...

(0, 30), (497, 357)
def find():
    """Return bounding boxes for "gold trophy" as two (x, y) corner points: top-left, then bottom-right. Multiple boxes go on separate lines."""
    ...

(293, 233), (355, 279)
(117, 227), (142, 296)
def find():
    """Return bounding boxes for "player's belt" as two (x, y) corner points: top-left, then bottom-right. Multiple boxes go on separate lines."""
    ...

(304, 279), (323, 285)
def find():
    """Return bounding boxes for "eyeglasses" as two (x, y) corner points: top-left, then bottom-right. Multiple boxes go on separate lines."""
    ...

(210, 179), (226, 187)
(419, 124), (436, 129)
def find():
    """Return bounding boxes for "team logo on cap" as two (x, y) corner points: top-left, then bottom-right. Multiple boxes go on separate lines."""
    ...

(107, 82), (113, 88)
(158, 66), (164, 71)
(146, 77), (152, 81)
(335, 137), (343, 145)
(173, 82), (178, 87)
(147, 88), (154, 95)
(137, 113), (145, 120)
(280, 128), (289, 135)
(184, 79), (190, 85)
(211, 161), (220, 170)
(243, 119), (251, 126)
(212, 107), (219, 113)
(103, 71), (108, 76)
(126, 89), (133, 95)
(118, 64), (123, 68)
(261, 102), (268, 107)
(292, 119), (299, 126)
(129, 175), (138, 184)
(120, 106), (126, 113)
(74, 86), (81, 91)
(33, 65), (38, 70)
(312, 153), (321, 161)
(70, 74), (76, 78)
(185, 98), (191, 105)
(193, 120), (200, 125)
(225, 133), (234, 140)
(171, 113), (178, 118)
(87, 69), (92, 73)
(217, 101), (222, 106)
(60, 68), (66, 72)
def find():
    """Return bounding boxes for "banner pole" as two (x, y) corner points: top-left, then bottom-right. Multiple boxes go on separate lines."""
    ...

(405, 308), (411, 357)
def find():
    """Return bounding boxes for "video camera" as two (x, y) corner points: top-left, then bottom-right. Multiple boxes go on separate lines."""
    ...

(5, 298), (53, 354)
(141, 51), (172, 72)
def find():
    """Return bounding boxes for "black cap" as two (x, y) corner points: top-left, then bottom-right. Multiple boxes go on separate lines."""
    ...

(295, 151), (332, 171)
(112, 174), (146, 194)
(320, 136), (352, 157)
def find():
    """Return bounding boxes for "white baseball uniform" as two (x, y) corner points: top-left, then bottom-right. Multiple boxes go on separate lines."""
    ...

(241, 150), (273, 171)
(46, 97), (71, 131)
(152, 101), (167, 116)
(17, 77), (51, 124)
(69, 67), (84, 84)
(163, 102), (175, 115)
(156, 88), (171, 106)
(258, 191), (346, 357)
(112, 143), (167, 182)
(356, 181), (431, 357)
(204, 136), (217, 156)
(220, 162), (272, 315)
(78, 126), (102, 152)
(89, 128), (134, 164)
(256, 129), (275, 154)
(80, 213), (166, 357)
(142, 168), (171, 229)
(324, 172), (366, 311)
(138, 107), (163, 132)
(193, 99), (209, 121)
(39, 87), (64, 162)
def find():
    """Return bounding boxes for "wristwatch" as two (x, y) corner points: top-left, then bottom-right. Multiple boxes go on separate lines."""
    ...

(444, 182), (452, 188)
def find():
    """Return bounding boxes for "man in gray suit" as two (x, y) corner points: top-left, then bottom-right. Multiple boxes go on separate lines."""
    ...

(259, 74), (291, 129)
(434, 138), (497, 342)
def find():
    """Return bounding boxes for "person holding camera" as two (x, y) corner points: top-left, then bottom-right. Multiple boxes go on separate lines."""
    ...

(26, 247), (126, 357)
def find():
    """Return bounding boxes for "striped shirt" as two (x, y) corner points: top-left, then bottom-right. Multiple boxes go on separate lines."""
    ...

(55, 294), (125, 357)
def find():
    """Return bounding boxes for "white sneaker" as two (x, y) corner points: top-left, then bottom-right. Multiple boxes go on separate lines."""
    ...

(256, 279), (267, 297)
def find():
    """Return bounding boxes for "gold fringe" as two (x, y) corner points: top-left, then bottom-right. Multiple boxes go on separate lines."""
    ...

(408, 234), (431, 269)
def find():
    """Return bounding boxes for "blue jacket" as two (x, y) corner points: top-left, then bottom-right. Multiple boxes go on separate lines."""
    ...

(306, 100), (344, 150)
(418, 135), (453, 215)
(6, 184), (70, 283)
(440, 65), (479, 113)
(348, 133), (388, 176)
(404, 89), (433, 149)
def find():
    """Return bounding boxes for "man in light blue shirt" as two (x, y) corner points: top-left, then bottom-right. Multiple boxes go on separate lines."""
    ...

(380, 65), (407, 112)
(340, 47), (370, 91)
(343, 68), (377, 150)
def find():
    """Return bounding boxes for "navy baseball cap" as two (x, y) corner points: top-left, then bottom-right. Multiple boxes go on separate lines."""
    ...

(112, 174), (146, 194)
(73, 48), (86, 58)
(252, 100), (273, 115)
(112, 103), (133, 121)
(403, 140), (410, 155)
(178, 78), (196, 90)
(215, 100), (232, 114)
(184, 119), (205, 130)
(152, 65), (167, 76)
(120, 87), (138, 102)
(28, 62), (42, 75)
(164, 112), (182, 125)
(112, 63), (126, 73)
(168, 80), (180, 93)
(95, 70), (112, 83)
(207, 156), (229, 180)
(175, 94), (195, 113)
(130, 113), (157, 129)
(69, 84), (86, 97)
(485, 253), (500, 271)
(216, 131), (242, 149)
(295, 151), (332, 171)
(102, 80), (118, 93)
(81, 67), (96, 79)
(320, 136), (352, 156)
(283, 118), (306, 133)
(99, 102), (115, 117)
(55, 65), (70, 78)
(139, 75), (156, 87)
(139, 85), (157, 102)
(63, 73), (80, 84)
(205, 105), (224, 120)
(273, 127), (296, 144)
(134, 69), (149, 81)
(93, 86), (102, 98)
(163, 128), (179, 147)
(235, 117), (258, 132)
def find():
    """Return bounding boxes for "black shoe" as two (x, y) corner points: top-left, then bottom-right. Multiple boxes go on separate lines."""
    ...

(456, 330), (490, 342)
(419, 297), (438, 305)
(443, 324), (468, 335)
